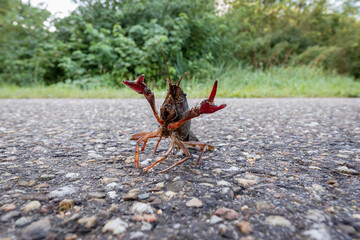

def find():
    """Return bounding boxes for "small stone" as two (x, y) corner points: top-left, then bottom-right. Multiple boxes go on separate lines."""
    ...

(38, 174), (55, 181)
(164, 191), (177, 200)
(107, 191), (118, 199)
(141, 221), (153, 231)
(336, 166), (359, 175)
(336, 224), (356, 235)
(210, 215), (223, 225)
(218, 224), (232, 238)
(35, 183), (49, 189)
(312, 184), (326, 194)
(265, 216), (292, 227)
(59, 199), (74, 212)
(325, 206), (336, 214)
(49, 186), (76, 199)
(228, 166), (239, 172)
(213, 168), (222, 174)
(241, 205), (249, 211)
(87, 192), (106, 199)
(125, 157), (133, 164)
(21, 217), (51, 240)
(105, 182), (118, 190)
(255, 201), (274, 211)
(149, 197), (162, 205)
(78, 216), (97, 229)
(1, 203), (16, 212)
(239, 236), (255, 240)
(88, 152), (104, 160)
(62, 213), (81, 224)
(15, 217), (32, 227)
(22, 201), (41, 213)
(65, 233), (77, 240)
(214, 207), (240, 220)
(140, 158), (152, 166)
(101, 177), (118, 184)
(124, 189), (139, 201)
(326, 179), (339, 188)
(131, 202), (154, 214)
(225, 135), (233, 140)
(217, 180), (231, 187)
(156, 182), (164, 189)
(40, 204), (54, 215)
(303, 224), (331, 240)
(1, 210), (21, 222)
(186, 197), (203, 207)
(132, 214), (157, 222)
(166, 181), (185, 192)
(200, 183), (214, 188)
(138, 193), (150, 200)
(237, 221), (252, 234)
(27, 180), (37, 187)
(18, 181), (31, 187)
(98, 210), (112, 219)
(102, 218), (128, 235)
(130, 232), (146, 240)
(306, 209), (326, 222)
(109, 204), (117, 212)
(87, 198), (106, 204)
(65, 173), (80, 181)
(235, 178), (258, 188)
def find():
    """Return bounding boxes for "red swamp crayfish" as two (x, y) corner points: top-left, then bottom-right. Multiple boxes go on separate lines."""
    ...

(123, 40), (226, 173)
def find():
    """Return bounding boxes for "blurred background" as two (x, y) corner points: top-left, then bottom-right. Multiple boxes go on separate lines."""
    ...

(0, 0), (359, 98)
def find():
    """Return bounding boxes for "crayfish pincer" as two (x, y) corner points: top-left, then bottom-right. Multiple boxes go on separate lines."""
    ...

(123, 41), (226, 173)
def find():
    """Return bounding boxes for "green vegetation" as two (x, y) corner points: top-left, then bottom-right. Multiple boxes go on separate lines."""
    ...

(0, 0), (359, 97)
(1, 66), (359, 98)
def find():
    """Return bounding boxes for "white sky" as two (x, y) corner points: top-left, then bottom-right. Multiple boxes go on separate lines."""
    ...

(23, 0), (78, 18)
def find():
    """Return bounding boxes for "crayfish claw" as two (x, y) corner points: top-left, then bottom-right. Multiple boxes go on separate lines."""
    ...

(199, 80), (227, 114)
(123, 74), (147, 94)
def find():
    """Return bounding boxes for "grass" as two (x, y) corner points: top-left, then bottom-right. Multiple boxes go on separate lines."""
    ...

(1, 66), (359, 98)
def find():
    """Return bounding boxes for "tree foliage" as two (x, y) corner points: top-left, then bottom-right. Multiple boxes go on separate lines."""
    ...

(0, 0), (359, 86)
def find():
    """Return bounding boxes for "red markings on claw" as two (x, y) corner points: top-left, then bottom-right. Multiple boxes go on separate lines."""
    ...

(199, 101), (226, 114)
(208, 80), (218, 101)
(199, 80), (227, 114)
(123, 74), (147, 94)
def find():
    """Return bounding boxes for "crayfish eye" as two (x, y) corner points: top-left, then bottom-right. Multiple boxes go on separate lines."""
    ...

(184, 93), (187, 96)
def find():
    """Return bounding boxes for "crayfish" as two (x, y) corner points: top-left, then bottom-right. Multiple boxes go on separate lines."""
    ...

(123, 41), (226, 173)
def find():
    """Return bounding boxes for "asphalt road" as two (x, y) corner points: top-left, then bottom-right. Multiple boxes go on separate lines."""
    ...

(0, 98), (359, 240)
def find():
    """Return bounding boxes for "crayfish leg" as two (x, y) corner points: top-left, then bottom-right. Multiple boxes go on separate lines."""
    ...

(134, 129), (160, 168)
(144, 136), (175, 172)
(156, 139), (191, 173)
(131, 132), (148, 140)
(183, 141), (214, 165)
(153, 136), (163, 155)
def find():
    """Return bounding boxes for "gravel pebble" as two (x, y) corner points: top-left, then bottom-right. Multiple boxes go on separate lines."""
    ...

(78, 216), (97, 229)
(265, 216), (292, 227)
(186, 197), (203, 207)
(49, 186), (76, 199)
(21, 217), (51, 240)
(124, 189), (139, 201)
(131, 202), (154, 214)
(15, 216), (32, 227)
(102, 218), (128, 235)
(22, 201), (41, 213)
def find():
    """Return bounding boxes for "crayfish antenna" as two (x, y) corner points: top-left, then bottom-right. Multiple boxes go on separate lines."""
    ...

(177, 72), (187, 87)
(157, 39), (172, 87)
